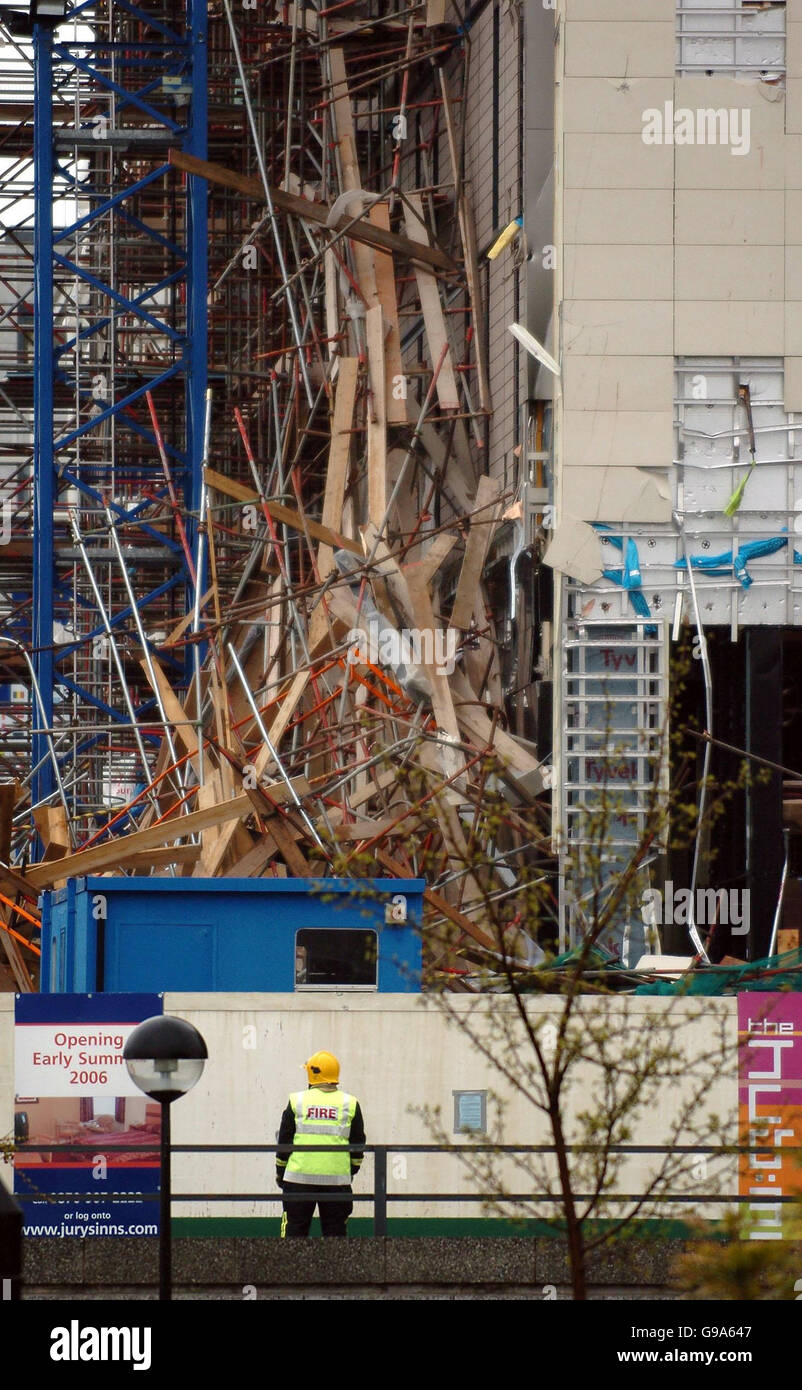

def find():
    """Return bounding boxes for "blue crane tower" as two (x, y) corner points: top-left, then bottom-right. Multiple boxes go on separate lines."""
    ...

(31, 0), (207, 828)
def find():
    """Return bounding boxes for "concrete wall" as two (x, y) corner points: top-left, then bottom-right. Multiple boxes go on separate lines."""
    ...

(0, 992), (738, 1225)
(19, 1234), (707, 1299)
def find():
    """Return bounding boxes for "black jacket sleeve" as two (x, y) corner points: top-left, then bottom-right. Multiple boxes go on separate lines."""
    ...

(276, 1101), (295, 1186)
(349, 1102), (366, 1177)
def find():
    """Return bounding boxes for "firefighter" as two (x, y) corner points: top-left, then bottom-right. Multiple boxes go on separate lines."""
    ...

(276, 1050), (366, 1238)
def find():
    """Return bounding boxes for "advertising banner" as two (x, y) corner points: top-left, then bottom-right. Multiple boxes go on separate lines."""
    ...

(738, 993), (802, 1240)
(14, 994), (162, 1236)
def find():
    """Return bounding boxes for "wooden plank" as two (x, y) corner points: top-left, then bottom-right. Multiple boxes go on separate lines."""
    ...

(405, 572), (461, 743)
(308, 585), (360, 660)
(464, 580), (502, 707)
(346, 768), (397, 811)
(422, 887), (495, 952)
(240, 778), (312, 875)
(207, 661), (232, 771)
(449, 476), (501, 631)
(201, 671), (311, 877)
(365, 303), (387, 527)
(310, 358), (359, 650)
(403, 533), (457, 590)
(223, 836), (278, 878)
(385, 446), (419, 539)
(162, 592), (213, 649)
(204, 467), (363, 557)
(0, 911), (34, 991)
(329, 816), (410, 842)
(139, 659), (201, 769)
(370, 203), (406, 424)
(203, 468), (265, 504)
(449, 667), (544, 788)
(0, 860), (40, 905)
(426, 0), (446, 23)
(169, 150), (455, 271)
(376, 848), (495, 951)
(315, 360), (358, 567)
(328, 47), (378, 307)
(325, 250), (339, 361)
(32, 805), (70, 862)
(402, 194), (460, 410)
(262, 812), (312, 877)
(135, 736), (174, 829)
(25, 779), (309, 890)
(415, 418), (473, 514)
(320, 358), (358, 548)
(360, 522), (415, 626)
(197, 770), (228, 873)
(264, 669), (311, 752)
(116, 845), (201, 871)
(411, 735), (486, 909)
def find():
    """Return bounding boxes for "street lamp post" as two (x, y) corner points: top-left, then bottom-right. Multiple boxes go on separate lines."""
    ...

(123, 1015), (207, 1301)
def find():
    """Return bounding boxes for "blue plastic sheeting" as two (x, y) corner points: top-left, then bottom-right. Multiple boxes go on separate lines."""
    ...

(676, 533), (794, 589)
(594, 527), (655, 631)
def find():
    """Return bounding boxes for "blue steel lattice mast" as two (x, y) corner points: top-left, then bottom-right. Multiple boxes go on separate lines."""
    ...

(32, 0), (207, 828)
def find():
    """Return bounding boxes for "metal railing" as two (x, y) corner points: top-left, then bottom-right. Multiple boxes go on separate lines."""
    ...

(12, 1141), (802, 1236)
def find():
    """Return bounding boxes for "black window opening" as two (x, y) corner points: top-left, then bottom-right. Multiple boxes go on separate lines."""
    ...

(295, 929), (378, 989)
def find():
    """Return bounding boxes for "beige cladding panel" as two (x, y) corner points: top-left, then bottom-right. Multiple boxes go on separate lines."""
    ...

(783, 357), (802, 411)
(564, 0), (674, 18)
(674, 76), (785, 134)
(675, 190), (784, 245)
(563, 189), (673, 244)
(563, 133), (674, 189)
(562, 355), (673, 412)
(785, 137), (802, 188)
(672, 78), (784, 190)
(788, 82), (802, 136)
(673, 139), (784, 192)
(785, 307), (802, 356)
(786, 191), (802, 243)
(789, 24), (802, 79)
(562, 78), (673, 134)
(562, 410), (674, 467)
(787, 247), (802, 298)
(560, 466), (672, 522)
(564, 22), (674, 78)
(675, 301), (784, 355)
(562, 300), (673, 355)
(564, 245), (673, 301)
(675, 246), (784, 301)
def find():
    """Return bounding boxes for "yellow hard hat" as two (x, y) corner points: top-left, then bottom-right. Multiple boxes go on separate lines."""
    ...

(305, 1050), (340, 1085)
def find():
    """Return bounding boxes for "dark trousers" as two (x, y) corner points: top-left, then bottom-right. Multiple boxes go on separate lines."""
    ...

(280, 1181), (353, 1237)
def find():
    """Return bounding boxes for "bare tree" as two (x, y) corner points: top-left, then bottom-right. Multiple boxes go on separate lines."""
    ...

(326, 663), (756, 1299)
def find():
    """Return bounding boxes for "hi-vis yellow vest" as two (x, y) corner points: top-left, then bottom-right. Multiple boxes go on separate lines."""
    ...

(285, 1089), (358, 1186)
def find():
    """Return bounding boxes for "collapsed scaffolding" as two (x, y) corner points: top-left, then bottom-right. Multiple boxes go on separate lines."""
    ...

(0, 1), (554, 993)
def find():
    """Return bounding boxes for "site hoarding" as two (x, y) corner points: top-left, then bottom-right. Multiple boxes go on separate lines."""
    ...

(14, 994), (162, 1237)
(738, 993), (802, 1240)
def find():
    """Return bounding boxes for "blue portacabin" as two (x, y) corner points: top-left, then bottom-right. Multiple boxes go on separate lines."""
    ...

(40, 877), (425, 994)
